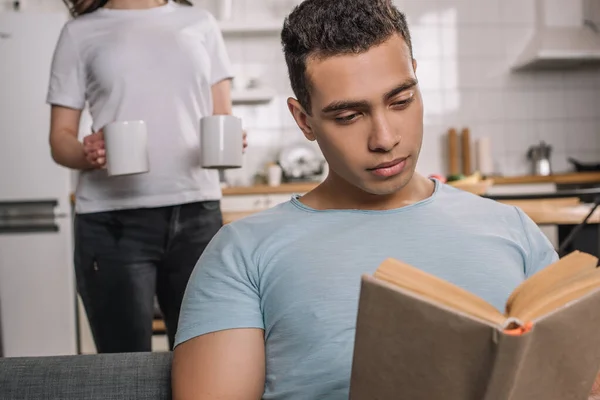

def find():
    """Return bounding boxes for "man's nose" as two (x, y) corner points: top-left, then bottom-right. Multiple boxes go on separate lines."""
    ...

(368, 113), (401, 152)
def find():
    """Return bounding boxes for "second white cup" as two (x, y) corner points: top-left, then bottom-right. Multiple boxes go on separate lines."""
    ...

(103, 120), (149, 177)
(200, 115), (243, 169)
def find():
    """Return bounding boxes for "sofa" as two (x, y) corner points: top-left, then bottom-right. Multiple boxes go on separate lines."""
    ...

(0, 351), (172, 400)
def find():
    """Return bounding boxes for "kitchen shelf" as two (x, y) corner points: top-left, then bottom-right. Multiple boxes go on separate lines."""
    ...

(218, 20), (282, 35)
(231, 88), (275, 104)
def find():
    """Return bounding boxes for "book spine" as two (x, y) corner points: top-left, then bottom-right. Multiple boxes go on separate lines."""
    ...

(481, 329), (533, 400)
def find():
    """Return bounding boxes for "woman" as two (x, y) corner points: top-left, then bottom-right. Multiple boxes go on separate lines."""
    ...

(48, 0), (244, 353)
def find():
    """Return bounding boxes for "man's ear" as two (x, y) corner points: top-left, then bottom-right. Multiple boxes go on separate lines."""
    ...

(287, 98), (316, 142)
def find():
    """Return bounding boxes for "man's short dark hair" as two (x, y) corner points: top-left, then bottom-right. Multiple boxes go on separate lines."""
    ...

(281, 0), (413, 115)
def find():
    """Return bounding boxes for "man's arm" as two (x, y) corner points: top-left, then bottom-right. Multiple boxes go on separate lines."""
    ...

(172, 328), (265, 400)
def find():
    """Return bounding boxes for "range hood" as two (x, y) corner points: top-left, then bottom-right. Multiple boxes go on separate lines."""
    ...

(512, 0), (600, 71)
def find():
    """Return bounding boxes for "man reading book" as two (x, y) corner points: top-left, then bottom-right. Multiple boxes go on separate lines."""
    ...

(171, 0), (600, 399)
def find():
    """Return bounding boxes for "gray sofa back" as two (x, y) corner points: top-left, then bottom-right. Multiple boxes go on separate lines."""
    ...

(0, 352), (172, 400)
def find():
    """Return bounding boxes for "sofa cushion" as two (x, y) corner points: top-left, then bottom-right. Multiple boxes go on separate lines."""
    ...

(0, 352), (172, 400)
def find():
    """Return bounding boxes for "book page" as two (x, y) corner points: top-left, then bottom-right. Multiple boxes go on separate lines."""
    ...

(506, 251), (599, 319)
(374, 258), (506, 326)
(513, 268), (600, 323)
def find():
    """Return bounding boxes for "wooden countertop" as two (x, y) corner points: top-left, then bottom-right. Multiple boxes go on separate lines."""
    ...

(223, 197), (600, 226)
(498, 198), (600, 225)
(222, 182), (318, 195)
(222, 172), (600, 196)
(489, 172), (600, 185)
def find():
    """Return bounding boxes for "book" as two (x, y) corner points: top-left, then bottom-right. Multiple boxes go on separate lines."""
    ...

(349, 251), (600, 400)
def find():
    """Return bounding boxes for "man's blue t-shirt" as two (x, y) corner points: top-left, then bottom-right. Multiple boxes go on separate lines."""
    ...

(174, 179), (558, 399)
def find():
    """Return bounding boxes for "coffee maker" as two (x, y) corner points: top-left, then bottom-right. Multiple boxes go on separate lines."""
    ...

(527, 141), (553, 176)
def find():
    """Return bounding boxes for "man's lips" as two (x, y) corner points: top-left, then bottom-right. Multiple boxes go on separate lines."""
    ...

(368, 157), (409, 178)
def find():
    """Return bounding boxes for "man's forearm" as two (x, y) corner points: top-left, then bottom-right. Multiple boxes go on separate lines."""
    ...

(50, 132), (92, 170)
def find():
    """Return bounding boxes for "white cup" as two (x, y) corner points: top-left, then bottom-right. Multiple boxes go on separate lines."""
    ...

(267, 164), (282, 187)
(200, 115), (243, 169)
(217, 0), (233, 21)
(103, 120), (149, 177)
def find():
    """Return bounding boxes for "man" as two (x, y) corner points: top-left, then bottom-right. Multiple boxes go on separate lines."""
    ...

(171, 0), (583, 399)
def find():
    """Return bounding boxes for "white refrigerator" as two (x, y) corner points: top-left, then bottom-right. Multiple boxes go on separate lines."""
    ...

(0, 11), (78, 357)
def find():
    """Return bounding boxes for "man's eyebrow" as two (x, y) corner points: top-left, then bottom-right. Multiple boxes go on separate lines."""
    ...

(383, 78), (419, 101)
(321, 100), (370, 114)
(320, 79), (419, 114)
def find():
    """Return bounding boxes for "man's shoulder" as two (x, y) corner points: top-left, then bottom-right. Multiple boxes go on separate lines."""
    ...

(432, 182), (524, 228)
(219, 200), (301, 240)
(437, 182), (517, 213)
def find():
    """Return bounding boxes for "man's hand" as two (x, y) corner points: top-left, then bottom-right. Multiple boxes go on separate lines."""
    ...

(82, 130), (106, 168)
(589, 371), (600, 399)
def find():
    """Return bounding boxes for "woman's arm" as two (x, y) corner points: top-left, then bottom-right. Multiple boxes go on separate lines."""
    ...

(212, 79), (233, 115)
(212, 79), (247, 151)
(49, 105), (105, 170)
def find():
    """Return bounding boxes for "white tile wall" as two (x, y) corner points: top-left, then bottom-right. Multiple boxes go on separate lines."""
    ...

(8, 0), (600, 182)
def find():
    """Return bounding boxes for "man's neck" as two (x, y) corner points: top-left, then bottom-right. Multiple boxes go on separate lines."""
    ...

(301, 172), (435, 211)
(104, 0), (167, 10)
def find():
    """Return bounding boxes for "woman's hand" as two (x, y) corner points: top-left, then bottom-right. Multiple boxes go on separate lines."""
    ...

(82, 130), (106, 168)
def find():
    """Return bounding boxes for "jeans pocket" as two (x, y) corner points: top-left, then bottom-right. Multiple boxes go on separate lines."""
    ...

(199, 200), (221, 212)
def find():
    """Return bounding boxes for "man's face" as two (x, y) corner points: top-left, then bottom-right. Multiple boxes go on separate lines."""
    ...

(290, 34), (424, 196)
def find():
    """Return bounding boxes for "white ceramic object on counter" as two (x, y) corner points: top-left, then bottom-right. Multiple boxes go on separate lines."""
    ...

(217, 0), (233, 21)
(475, 137), (494, 176)
(267, 164), (283, 187)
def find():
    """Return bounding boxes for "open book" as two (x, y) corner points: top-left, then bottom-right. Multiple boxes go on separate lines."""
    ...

(349, 251), (600, 400)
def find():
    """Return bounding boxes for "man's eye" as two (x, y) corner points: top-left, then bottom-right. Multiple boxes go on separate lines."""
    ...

(392, 98), (414, 108)
(335, 114), (359, 123)
(392, 94), (415, 108)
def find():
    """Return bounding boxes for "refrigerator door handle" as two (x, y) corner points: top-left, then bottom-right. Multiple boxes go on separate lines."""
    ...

(0, 200), (60, 234)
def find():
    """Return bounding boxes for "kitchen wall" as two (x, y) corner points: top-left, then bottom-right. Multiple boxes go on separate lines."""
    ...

(6, 0), (600, 185)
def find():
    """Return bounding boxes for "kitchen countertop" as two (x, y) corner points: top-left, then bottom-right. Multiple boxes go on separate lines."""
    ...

(223, 197), (600, 226)
(65, 193), (599, 227)
(222, 172), (600, 196)
(68, 172), (600, 203)
(489, 172), (600, 185)
(222, 182), (319, 195)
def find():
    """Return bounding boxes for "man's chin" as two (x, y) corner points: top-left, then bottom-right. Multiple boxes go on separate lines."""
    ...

(359, 174), (414, 196)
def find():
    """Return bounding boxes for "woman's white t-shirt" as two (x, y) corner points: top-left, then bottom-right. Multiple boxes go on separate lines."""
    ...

(47, 1), (233, 214)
